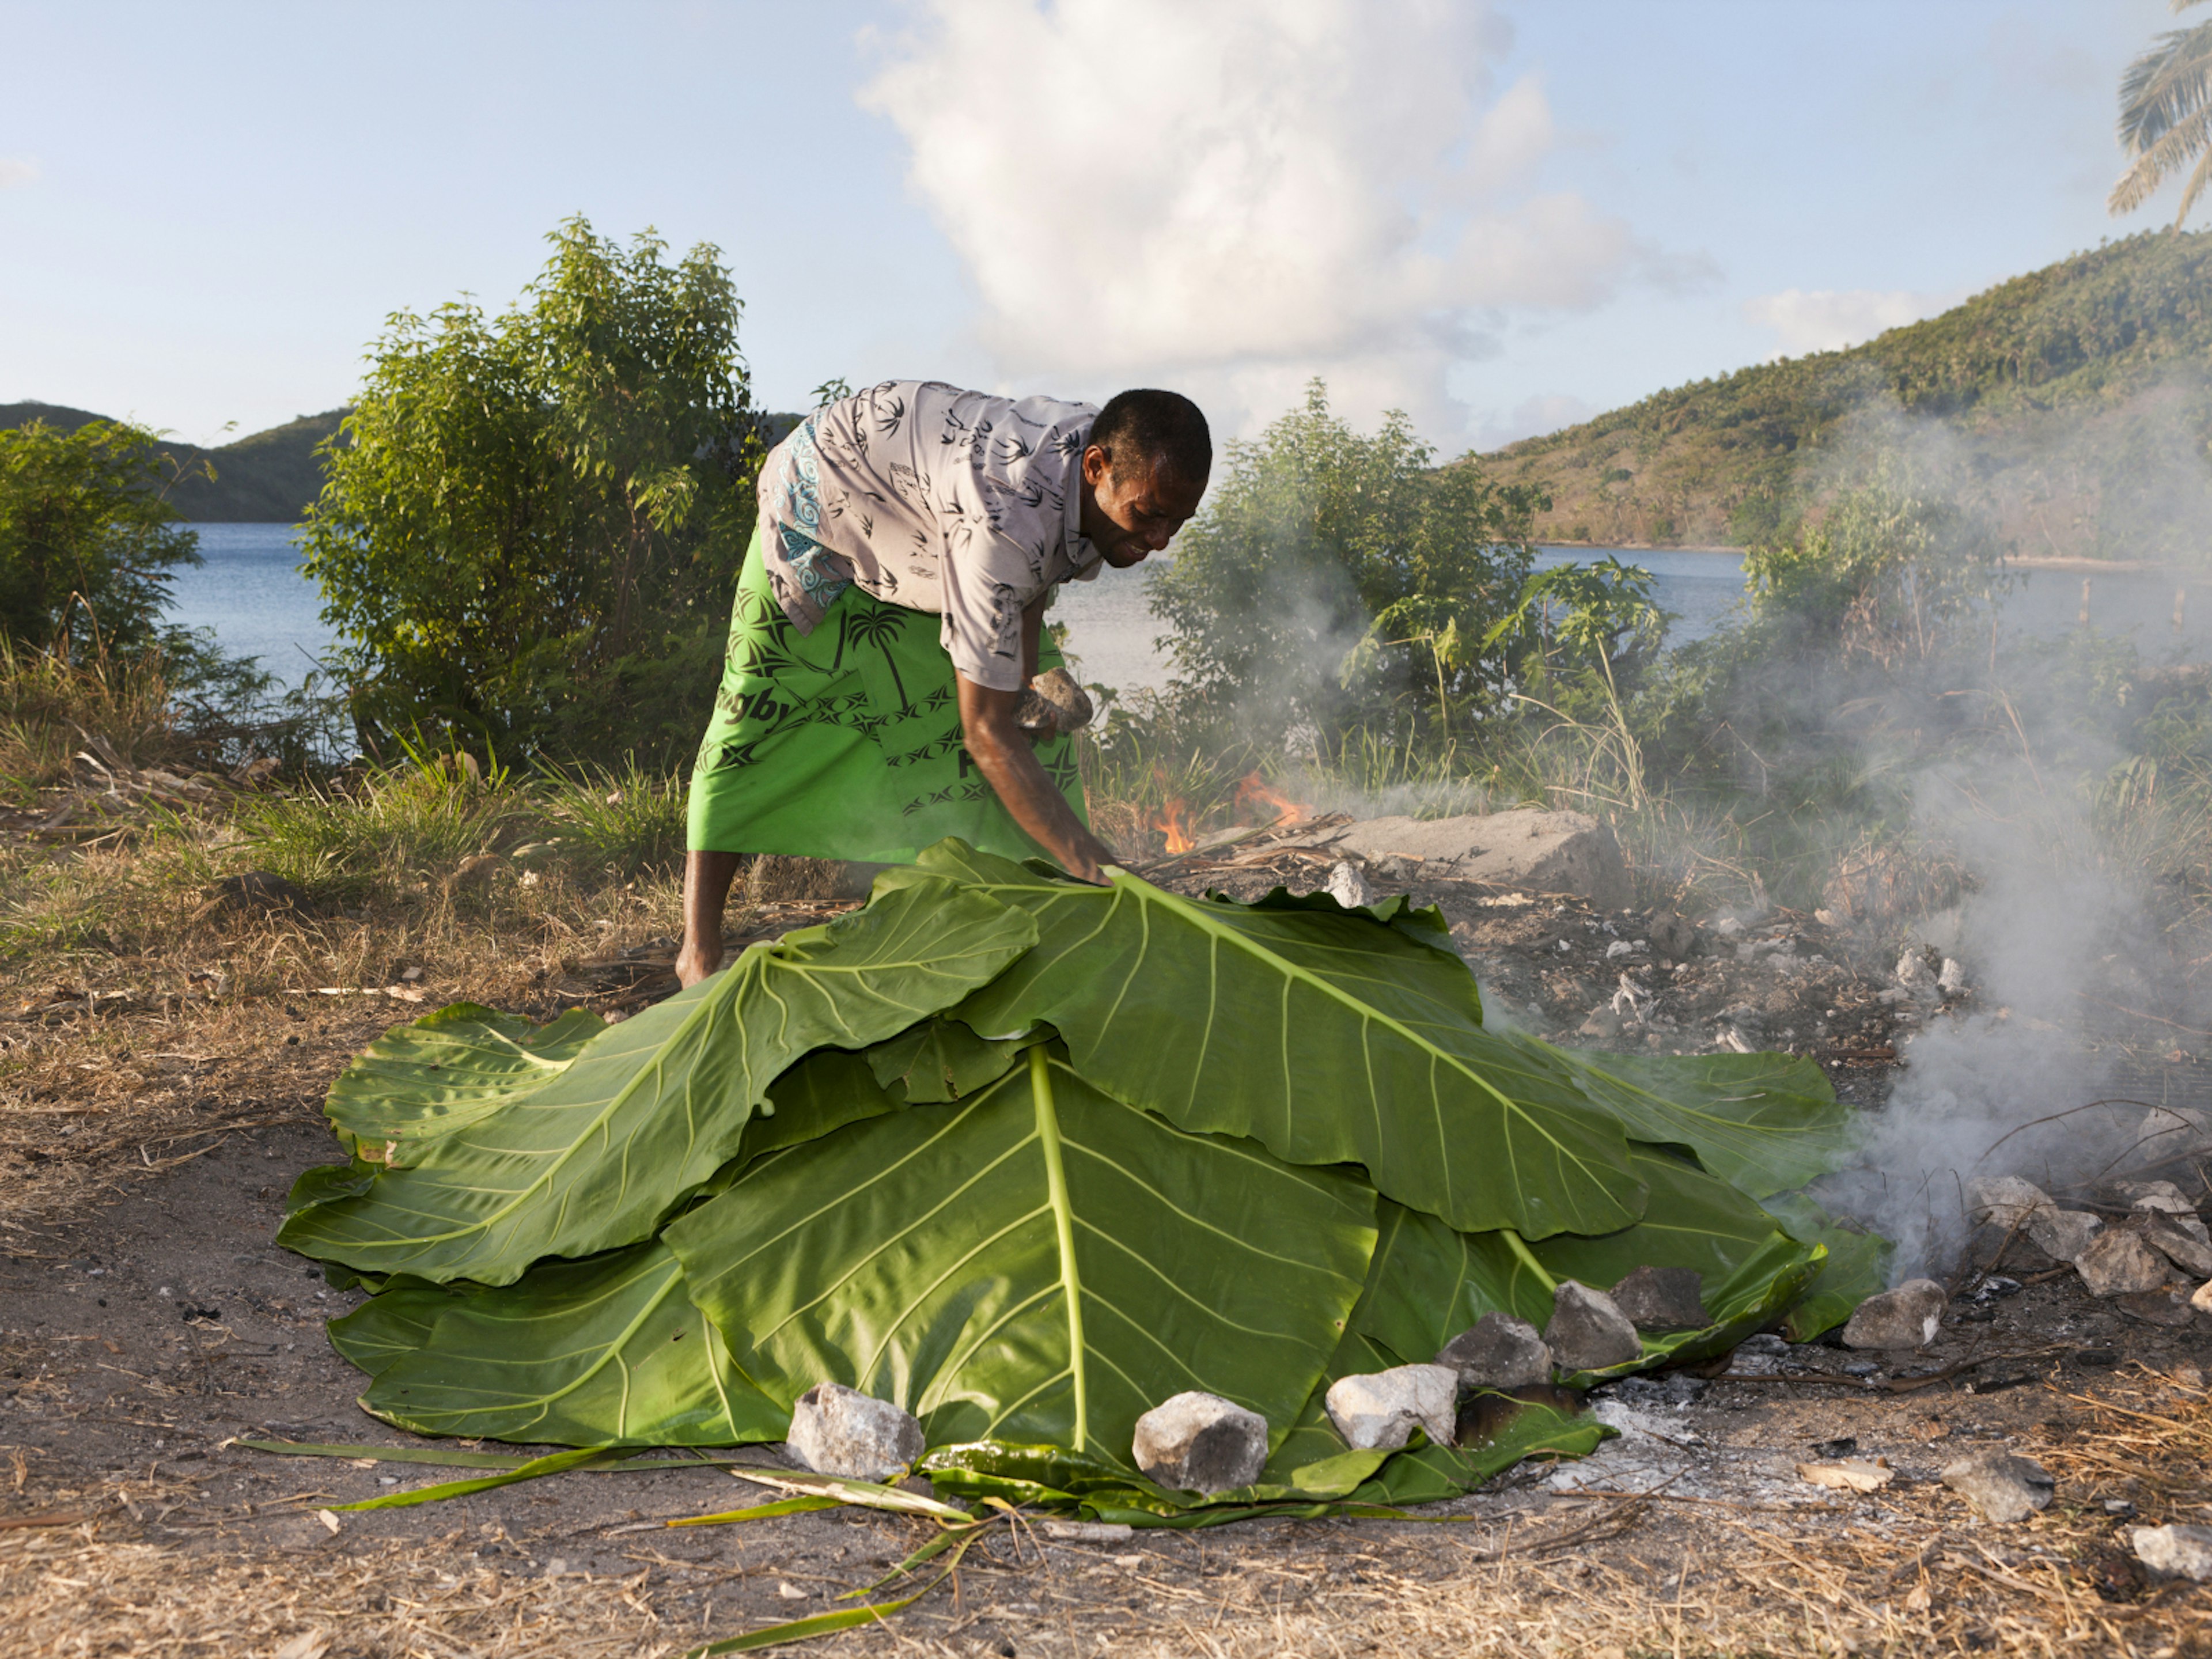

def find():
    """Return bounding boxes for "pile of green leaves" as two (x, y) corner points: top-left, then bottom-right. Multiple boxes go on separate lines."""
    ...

(279, 840), (1881, 1524)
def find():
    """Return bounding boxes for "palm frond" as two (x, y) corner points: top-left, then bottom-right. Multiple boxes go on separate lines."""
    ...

(2111, 18), (2212, 222)
(2177, 139), (2212, 226)
(2112, 100), (2212, 215)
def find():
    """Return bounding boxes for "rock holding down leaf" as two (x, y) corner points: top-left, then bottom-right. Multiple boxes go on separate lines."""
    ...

(1611, 1266), (1710, 1330)
(1435, 1313), (1552, 1391)
(1132, 1392), (1270, 1494)
(1543, 1282), (1642, 1371)
(1324, 1365), (1459, 1452)
(788, 1382), (925, 1480)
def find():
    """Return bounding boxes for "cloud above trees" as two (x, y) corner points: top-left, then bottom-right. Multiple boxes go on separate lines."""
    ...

(860, 0), (1675, 441)
(1743, 287), (1962, 358)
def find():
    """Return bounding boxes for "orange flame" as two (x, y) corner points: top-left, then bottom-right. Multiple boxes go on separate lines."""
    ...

(1154, 797), (1196, 855)
(1234, 773), (1310, 826)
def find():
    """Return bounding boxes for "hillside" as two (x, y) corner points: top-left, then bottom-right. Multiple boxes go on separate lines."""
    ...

(0, 402), (347, 521)
(1484, 229), (2212, 562)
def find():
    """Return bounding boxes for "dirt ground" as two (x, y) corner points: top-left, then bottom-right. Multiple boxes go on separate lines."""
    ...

(7, 862), (2212, 1656)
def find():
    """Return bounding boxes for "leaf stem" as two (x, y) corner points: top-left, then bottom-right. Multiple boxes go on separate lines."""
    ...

(1029, 1047), (1087, 1450)
(1498, 1229), (1558, 1294)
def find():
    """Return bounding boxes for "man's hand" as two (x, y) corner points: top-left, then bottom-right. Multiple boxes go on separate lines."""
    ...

(957, 673), (1117, 884)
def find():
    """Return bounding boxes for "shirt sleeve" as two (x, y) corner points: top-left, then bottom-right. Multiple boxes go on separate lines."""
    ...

(937, 525), (1042, 691)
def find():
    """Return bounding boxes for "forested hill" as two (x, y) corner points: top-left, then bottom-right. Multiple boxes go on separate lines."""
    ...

(0, 402), (346, 521)
(1484, 229), (2212, 562)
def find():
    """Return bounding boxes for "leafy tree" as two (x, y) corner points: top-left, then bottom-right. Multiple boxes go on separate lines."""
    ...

(301, 217), (762, 762)
(0, 419), (204, 654)
(2112, 0), (2212, 228)
(1147, 381), (1546, 749)
(1483, 558), (1669, 687)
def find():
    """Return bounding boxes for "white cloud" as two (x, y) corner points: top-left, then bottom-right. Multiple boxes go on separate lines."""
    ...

(859, 0), (1656, 439)
(1475, 391), (1597, 450)
(1743, 287), (1960, 357)
(0, 158), (38, 190)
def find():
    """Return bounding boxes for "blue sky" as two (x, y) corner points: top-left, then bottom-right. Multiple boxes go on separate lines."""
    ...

(0, 1), (2186, 451)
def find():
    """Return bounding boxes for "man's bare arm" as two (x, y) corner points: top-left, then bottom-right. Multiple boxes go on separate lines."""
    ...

(957, 670), (1115, 884)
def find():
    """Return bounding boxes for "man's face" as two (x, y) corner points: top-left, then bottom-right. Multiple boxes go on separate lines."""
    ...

(1080, 446), (1207, 569)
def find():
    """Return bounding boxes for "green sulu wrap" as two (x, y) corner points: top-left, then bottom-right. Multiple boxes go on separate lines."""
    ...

(685, 534), (1088, 864)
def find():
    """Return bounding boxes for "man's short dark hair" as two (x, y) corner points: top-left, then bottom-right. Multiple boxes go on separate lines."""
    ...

(1090, 389), (1211, 484)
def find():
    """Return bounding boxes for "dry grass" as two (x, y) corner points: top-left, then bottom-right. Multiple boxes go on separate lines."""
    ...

(11, 1378), (2212, 1659)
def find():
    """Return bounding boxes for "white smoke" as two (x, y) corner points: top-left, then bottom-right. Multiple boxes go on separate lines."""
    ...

(858, 0), (1675, 438)
(0, 158), (39, 190)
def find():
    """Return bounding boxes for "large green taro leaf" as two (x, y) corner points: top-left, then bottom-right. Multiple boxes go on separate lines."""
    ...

(278, 877), (1038, 1285)
(1256, 1147), (1823, 1490)
(667, 1047), (1377, 1465)
(359, 1241), (785, 1446)
(323, 1005), (608, 1161)
(863, 1016), (1035, 1104)
(1763, 1191), (1893, 1340)
(878, 841), (1645, 1239)
(1352, 1147), (1824, 1385)
(328, 1277), (478, 1376)
(1540, 1041), (1859, 1199)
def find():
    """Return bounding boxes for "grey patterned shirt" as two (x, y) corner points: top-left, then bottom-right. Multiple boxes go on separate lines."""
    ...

(753, 380), (1104, 692)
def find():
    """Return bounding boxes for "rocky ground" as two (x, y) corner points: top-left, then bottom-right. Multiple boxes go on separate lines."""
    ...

(7, 840), (2212, 1655)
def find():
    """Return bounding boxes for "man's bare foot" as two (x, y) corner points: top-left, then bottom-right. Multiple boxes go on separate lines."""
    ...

(673, 939), (725, 987)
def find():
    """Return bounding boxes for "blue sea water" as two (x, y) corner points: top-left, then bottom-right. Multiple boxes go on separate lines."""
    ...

(168, 524), (2210, 699)
(167, 522), (336, 687)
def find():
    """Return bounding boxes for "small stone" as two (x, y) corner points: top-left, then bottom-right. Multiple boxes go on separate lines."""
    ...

(2130, 1105), (2212, 1169)
(2134, 1524), (2212, 1581)
(1609, 1266), (1710, 1330)
(1964, 1176), (2055, 1231)
(785, 1381), (924, 1482)
(2118, 1179), (2194, 1214)
(1435, 1313), (1553, 1391)
(2192, 1278), (2212, 1316)
(1937, 958), (1968, 995)
(2118, 1289), (2195, 1327)
(1016, 667), (1094, 734)
(1131, 1392), (1268, 1494)
(2026, 1209), (2102, 1263)
(2140, 1211), (2212, 1278)
(1646, 909), (1696, 961)
(1324, 861), (1376, 910)
(1842, 1279), (1946, 1350)
(1797, 1458), (1893, 1493)
(1940, 1448), (2055, 1522)
(1543, 1281), (1642, 1370)
(2075, 1228), (2172, 1298)
(1324, 1364), (1458, 1452)
(1577, 1006), (1623, 1040)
